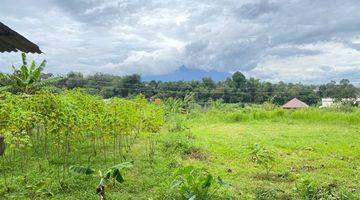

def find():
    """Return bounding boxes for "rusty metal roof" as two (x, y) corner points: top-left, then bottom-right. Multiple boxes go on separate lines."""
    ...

(0, 22), (42, 53)
(282, 98), (309, 108)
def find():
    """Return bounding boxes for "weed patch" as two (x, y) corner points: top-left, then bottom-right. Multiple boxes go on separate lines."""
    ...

(295, 179), (358, 200)
(254, 187), (291, 200)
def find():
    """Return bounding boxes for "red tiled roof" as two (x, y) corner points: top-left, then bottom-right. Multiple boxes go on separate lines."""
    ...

(282, 98), (309, 108)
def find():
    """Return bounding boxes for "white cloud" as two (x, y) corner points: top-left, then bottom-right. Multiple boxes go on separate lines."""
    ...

(251, 41), (360, 83)
(0, 0), (359, 84)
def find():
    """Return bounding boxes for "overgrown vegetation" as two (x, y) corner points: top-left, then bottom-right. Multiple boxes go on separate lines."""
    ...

(0, 90), (164, 199)
(169, 165), (231, 199)
(0, 94), (359, 199)
(0, 53), (48, 94)
(2, 62), (359, 105)
(0, 54), (358, 199)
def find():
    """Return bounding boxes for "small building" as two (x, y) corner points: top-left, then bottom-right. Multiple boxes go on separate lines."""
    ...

(320, 98), (334, 108)
(320, 97), (360, 108)
(282, 98), (309, 109)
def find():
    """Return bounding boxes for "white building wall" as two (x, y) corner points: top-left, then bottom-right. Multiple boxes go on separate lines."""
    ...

(320, 98), (334, 108)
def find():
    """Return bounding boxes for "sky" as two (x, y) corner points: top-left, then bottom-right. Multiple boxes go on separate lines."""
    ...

(1, 0), (360, 84)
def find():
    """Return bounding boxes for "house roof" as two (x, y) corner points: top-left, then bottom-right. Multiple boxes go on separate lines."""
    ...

(0, 22), (42, 53)
(282, 98), (309, 108)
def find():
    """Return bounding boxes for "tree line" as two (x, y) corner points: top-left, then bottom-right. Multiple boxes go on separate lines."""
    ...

(45, 71), (358, 106)
(0, 53), (359, 106)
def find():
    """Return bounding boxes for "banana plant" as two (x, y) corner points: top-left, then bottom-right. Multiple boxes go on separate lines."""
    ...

(69, 162), (133, 200)
(1, 53), (47, 94)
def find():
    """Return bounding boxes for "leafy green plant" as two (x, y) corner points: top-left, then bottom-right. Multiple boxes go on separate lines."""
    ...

(1, 53), (47, 94)
(167, 115), (189, 133)
(0, 90), (164, 175)
(249, 144), (275, 176)
(162, 132), (194, 155)
(23, 178), (54, 198)
(164, 98), (186, 114)
(69, 162), (133, 200)
(0, 89), (164, 197)
(164, 93), (195, 114)
(170, 165), (230, 200)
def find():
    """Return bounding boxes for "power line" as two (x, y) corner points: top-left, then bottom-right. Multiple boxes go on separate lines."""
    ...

(97, 86), (322, 96)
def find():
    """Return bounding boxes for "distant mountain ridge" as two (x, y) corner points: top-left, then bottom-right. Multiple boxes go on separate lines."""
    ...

(143, 66), (231, 82)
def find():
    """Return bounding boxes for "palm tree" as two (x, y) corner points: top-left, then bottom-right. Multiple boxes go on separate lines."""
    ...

(1, 53), (47, 94)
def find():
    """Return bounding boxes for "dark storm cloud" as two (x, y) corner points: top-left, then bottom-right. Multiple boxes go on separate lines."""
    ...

(267, 47), (321, 58)
(236, 0), (280, 19)
(0, 0), (359, 83)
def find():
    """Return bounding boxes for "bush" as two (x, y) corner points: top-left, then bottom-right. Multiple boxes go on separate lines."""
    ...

(249, 144), (275, 176)
(169, 166), (231, 200)
(167, 115), (189, 133)
(162, 132), (194, 155)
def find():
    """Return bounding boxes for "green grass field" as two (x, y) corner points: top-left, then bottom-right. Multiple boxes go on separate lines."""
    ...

(186, 120), (359, 198)
(1, 106), (359, 199)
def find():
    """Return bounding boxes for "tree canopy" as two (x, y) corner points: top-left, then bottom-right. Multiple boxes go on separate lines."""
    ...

(42, 71), (359, 106)
(0, 55), (358, 105)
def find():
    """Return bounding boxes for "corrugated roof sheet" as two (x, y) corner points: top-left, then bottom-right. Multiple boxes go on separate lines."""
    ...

(282, 98), (309, 108)
(0, 22), (41, 53)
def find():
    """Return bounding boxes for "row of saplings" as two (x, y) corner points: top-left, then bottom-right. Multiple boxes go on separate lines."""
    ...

(0, 90), (165, 199)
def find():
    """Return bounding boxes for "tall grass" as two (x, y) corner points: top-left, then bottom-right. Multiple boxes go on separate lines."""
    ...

(192, 103), (360, 125)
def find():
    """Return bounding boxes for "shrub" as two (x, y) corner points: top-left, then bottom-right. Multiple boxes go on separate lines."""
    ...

(249, 144), (275, 176)
(161, 132), (206, 160)
(69, 162), (133, 199)
(169, 166), (231, 200)
(167, 115), (189, 133)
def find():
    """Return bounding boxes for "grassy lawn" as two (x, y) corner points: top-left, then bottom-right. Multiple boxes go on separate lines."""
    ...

(0, 108), (359, 199)
(186, 120), (360, 198)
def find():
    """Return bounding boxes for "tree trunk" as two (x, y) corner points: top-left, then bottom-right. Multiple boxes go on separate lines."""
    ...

(0, 135), (5, 156)
(96, 185), (106, 200)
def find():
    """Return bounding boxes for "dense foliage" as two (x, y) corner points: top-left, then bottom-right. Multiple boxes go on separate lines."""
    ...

(0, 90), (164, 156)
(0, 90), (164, 198)
(0, 54), (358, 105)
(43, 71), (359, 105)
(0, 53), (47, 94)
(0, 97), (359, 199)
(0, 54), (358, 199)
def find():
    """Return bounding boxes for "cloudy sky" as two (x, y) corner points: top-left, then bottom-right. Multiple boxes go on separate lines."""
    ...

(1, 0), (360, 84)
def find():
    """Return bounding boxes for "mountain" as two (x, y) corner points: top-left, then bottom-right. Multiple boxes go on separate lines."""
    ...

(143, 66), (231, 82)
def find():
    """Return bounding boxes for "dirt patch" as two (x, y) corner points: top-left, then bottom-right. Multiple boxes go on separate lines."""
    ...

(184, 147), (208, 161)
(253, 171), (295, 182)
